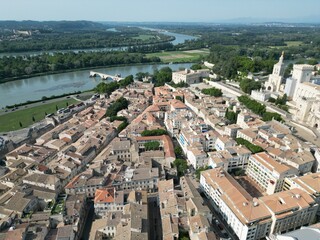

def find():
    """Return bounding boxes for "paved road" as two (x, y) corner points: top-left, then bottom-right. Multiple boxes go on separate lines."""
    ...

(203, 196), (239, 240)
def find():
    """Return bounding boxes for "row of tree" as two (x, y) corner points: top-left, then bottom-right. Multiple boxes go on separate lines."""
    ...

(238, 95), (283, 122)
(0, 27), (174, 52)
(236, 138), (264, 154)
(141, 129), (168, 136)
(201, 87), (223, 97)
(0, 52), (160, 82)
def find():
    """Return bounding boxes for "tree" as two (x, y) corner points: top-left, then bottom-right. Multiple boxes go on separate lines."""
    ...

(173, 158), (188, 177)
(19, 121), (22, 128)
(275, 94), (287, 106)
(238, 95), (266, 116)
(117, 121), (129, 132)
(262, 112), (283, 122)
(284, 63), (293, 78)
(169, 81), (189, 88)
(190, 63), (202, 70)
(239, 78), (261, 94)
(175, 96), (184, 102)
(32, 116), (35, 122)
(118, 75), (134, 88)
(105, 97), (129, 117)
(141, 129), (168, 136)
(236, 138), (264, 154)
(307, 59), (318, 65)
(195, 166), (210, 180)
(201, 87), (223, 97)
(144, 141), (160, 151)
(153, 67), (172, 86)
(174, 146), (183, 158)
(135, 72), (150, 81)
(225, 108), (238, 124)
(55, 105), (58, 111)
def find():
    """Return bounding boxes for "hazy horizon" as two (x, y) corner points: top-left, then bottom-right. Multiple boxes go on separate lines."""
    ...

(2, 0), (320, 23)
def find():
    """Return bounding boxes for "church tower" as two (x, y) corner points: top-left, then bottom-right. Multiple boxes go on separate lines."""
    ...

(272, 51), (285, 76)
(265, 52), (286, 92)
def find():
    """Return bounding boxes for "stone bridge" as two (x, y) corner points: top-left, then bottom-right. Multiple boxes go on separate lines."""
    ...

(89, 71), (124, 81)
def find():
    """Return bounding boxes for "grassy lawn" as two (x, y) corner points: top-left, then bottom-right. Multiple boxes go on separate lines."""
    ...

(132, 34), (155, 41)
(0, 99), (79, 132)
(51, 199), (65, 215)
(146, 49), (210, 63)
(285, 41), (304, 47)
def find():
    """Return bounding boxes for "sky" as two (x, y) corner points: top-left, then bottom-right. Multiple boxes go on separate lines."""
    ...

(2, 0), (320, 23)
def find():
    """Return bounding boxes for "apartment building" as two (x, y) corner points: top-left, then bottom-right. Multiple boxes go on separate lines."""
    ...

(112, 166), (159, 192)
(246, 152), (298, 195)
(208, 146), (251, 171)
(94, 188), (125, 217)
(259, 189), (317, 234)
(200, 168), (273, 240)
(200, 168), (318, 240)
(65, 171), (106, 198)
(283, 172), (320, 214)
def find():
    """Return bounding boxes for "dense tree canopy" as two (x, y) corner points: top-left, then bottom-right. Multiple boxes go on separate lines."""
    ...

(153, 67), (173, 87)
(94, 75), (134, 95)
(0, 52), (160, 83)
(201, 87), (223, 97)
(225, 108), (239, 124)
(173, 158), (188, 177)
(236, 138), (264, 154)
(141, 129), (168, 136)
(239, 78), (262, 94)
(238, 95), (266, 116)
(144, 141), (160, 151)
(105, 97), (129, 117)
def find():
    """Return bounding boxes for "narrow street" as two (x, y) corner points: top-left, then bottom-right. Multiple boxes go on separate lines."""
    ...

(148, 194), (162, 240)
(80, 201), (94, 240)
(203, 196), (239, 240)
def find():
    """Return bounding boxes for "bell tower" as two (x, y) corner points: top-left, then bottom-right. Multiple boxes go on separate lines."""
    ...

(265, 52), (285, 92)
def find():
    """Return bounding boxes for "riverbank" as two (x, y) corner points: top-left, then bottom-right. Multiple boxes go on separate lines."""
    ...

(0, 62), (193, 108)
(0, 35), (175, 55)
(4, 91), (82, 109)
(0, 55), (198, 86)
(0, 56), (161, 84)
(0, 98), (79, 132)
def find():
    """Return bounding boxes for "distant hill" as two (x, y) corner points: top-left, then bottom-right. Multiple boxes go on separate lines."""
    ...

(0, 20), (105, 32)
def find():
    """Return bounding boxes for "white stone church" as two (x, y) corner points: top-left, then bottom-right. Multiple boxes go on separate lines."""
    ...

(251, 52), (320, 131)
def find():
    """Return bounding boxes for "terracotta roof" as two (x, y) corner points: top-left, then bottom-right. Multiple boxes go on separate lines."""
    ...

(136, 135), (175, 159)
(94, 188), (115, 204)
(202, 168), (272, 225)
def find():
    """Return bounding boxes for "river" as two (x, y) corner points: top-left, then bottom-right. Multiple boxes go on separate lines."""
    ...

(0, 63), (193, 108)
(0, 28), (197, 58)
(0, 28), (197, 108)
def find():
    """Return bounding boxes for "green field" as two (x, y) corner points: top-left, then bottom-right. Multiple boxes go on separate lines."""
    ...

(285, 41), (304, 47)
(0, 99), (79, 132)
(132, 34), (155, 41)
(146, 49), (210, 63)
